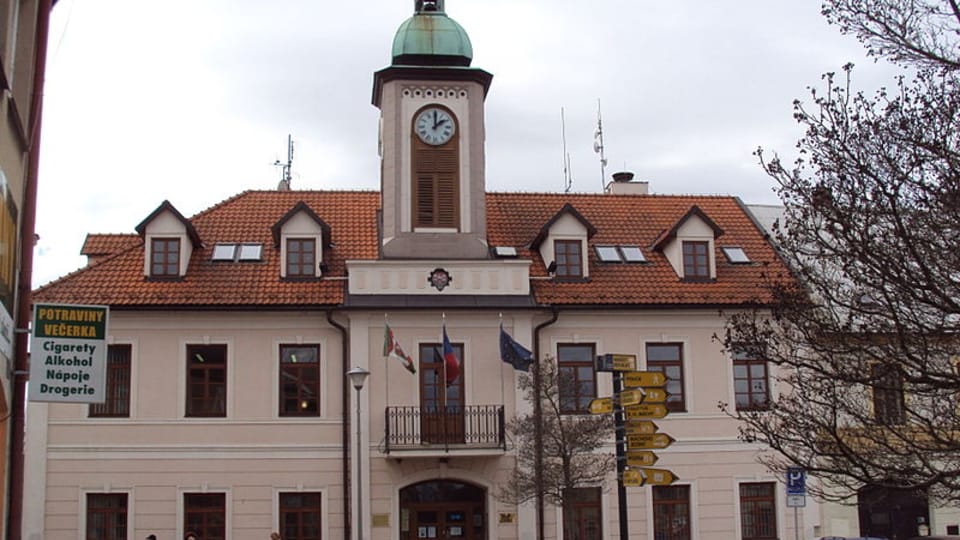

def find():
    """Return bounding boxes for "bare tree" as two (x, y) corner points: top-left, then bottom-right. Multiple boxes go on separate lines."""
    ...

(500, 357), (615, 506)
(821, 0), (960, 70)
(723, 0), (960, 503)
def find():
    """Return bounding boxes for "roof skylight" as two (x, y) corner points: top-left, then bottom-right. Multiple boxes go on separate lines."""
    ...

(493, 246), (518, 258)
(212, 244), (237, 261)
(620, 246), (647, 263)
(238, 244), (263, 261)
(211, 243), (263, 262)
(596, 245), (648, 263)
(596, 246), (621, 262)
(721, 247), (751, 264)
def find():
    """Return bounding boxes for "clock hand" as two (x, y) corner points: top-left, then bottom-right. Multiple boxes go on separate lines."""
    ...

(433, 110), (438, 129)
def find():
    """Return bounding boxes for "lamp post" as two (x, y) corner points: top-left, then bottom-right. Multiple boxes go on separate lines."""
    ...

(346, 366), (370, 540)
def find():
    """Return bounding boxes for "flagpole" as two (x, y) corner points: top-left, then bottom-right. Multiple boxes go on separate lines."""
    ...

(384, 314), (390, 416)
(441, 313), (447, 389)
(498, 314), (506, 412)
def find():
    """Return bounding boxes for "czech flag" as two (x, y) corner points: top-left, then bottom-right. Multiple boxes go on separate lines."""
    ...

(442, 325), (460, 385)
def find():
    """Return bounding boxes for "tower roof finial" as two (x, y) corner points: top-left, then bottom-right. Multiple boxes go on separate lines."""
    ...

(415, 0), (445, 13)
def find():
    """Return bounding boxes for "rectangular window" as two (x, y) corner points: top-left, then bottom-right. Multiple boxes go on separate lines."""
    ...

(186, 344), (227, 417)
(280, 344), (320, 416)
(740, 482), (777, 540)
(184, 493), (226, 540)
(554, 239), (583, 278)
(280, 492), (322, 540)
(872, 363), (905, 424)
(558, 343), (596, 414)
(733, 349), (769, 411)
(150, 238), (180, 277)
(653, 485), (691, 540)
(90, 344), (132, 418)
(286, 238), (316, 278)
(646, 343), (685, 412)
(86, 493), (127, 540)
(562, 487), (601, 540)
(682, 241), (709, 280)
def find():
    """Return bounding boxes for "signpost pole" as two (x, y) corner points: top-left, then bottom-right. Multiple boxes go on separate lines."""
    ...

(613, 370), (628, 540)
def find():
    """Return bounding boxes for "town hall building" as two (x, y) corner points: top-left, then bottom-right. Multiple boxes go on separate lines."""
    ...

(24, 2), (837, 539)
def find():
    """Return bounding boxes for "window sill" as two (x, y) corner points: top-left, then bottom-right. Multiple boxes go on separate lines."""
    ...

(145, 275), (184, 282)
(680, 277), (715, 283)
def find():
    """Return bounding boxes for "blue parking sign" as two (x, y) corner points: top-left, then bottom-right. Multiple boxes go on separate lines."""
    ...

(786, 467), (806, 495)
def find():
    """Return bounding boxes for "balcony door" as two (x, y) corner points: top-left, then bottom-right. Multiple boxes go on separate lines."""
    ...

(419, 343), (465, 444)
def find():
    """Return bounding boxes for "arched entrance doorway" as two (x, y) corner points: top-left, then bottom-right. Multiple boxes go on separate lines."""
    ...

(399, 480), (486, 540)
(858, 484), (929, 540)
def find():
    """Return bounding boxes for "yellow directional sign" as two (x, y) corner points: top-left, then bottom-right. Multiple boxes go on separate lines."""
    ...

(610, 354), (637, 371)
(625, 420), (659, 436)
(617, 388), (644, 407)
(625, 451), (659, 467)
(638, 387), (668, 403)
(588, 397), (613, 415)
(623, 371), (667, 388)
(627, 433), (675, 450)
(621, 467), (678, 487)
(625, 403), (669, 419)
(621, 469), (645, 487)
(637, 467), (679, 486)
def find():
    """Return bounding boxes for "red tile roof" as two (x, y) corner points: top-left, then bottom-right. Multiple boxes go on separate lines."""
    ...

(34, 190), (791, 308)
(80, 234), (140, 257)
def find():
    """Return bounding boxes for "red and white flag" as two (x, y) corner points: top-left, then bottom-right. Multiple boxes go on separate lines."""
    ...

(383, 323), (416, 374)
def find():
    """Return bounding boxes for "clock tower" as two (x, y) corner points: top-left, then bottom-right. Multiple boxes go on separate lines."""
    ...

(373, 0), (493, 259)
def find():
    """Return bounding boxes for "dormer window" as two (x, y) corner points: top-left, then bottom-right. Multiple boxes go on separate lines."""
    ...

(682, 241), (709, 280)
(273, 202), (330, 280)
(532, 204), (596, 279)
(136, 200), (202, 279)
(554, 240), (583, 278)
(653, 206), (724, 282)
(150, 238), (181, 278)
(286, 238), (317, 278)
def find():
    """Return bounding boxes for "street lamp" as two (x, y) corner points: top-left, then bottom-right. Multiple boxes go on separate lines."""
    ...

(346, 366), (370, 540)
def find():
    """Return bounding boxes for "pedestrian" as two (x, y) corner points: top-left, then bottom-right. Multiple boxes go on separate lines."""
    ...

(185, 532), (198, 540)
(270, 533), (281, 540)
(146, 535), (157, 540)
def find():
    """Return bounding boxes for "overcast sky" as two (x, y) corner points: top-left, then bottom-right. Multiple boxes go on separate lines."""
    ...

(34, 0), (901, 287)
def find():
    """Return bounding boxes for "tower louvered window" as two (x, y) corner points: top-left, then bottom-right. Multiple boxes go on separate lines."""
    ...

(412, 124), (459, 229)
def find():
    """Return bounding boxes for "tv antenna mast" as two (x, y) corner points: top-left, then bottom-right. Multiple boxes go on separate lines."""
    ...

(593, 99), (608, 192)
(561, 108), (573, 193)
(275, 134), (294, 190)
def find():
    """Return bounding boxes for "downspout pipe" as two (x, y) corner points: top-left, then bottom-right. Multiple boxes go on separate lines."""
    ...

(326, 311), (351, 540)
(532, 308), (559, 540)
(9, 0), (55, 538)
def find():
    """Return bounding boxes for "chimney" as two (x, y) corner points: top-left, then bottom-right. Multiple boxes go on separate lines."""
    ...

(605, 171), (649, 195)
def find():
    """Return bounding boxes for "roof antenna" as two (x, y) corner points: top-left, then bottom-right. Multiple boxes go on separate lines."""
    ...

(561, 107), (573, 193)
(275, 134), (294, 191)
(593, 99), (608, 192)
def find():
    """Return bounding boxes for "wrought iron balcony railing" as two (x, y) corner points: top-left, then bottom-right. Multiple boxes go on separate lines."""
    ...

(384, 405), (506, 453)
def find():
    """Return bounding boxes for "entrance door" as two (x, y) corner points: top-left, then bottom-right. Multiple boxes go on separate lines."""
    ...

(400, 480), (486, 540)
(410, 504), (475, 540)
(419, 343), (465, 444)
(858, 485), (929, 540)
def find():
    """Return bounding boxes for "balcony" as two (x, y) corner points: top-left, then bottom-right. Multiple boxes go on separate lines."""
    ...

(384, 405), (506, 455)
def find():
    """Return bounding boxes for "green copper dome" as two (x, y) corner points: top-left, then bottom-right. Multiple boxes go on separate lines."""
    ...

(392, 1), (473, 67)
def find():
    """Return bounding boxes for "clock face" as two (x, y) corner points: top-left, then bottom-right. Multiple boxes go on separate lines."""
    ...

(414, 107), (456, 145)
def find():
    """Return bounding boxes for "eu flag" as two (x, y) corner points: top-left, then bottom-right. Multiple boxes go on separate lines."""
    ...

(499, 323), (534, 372)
